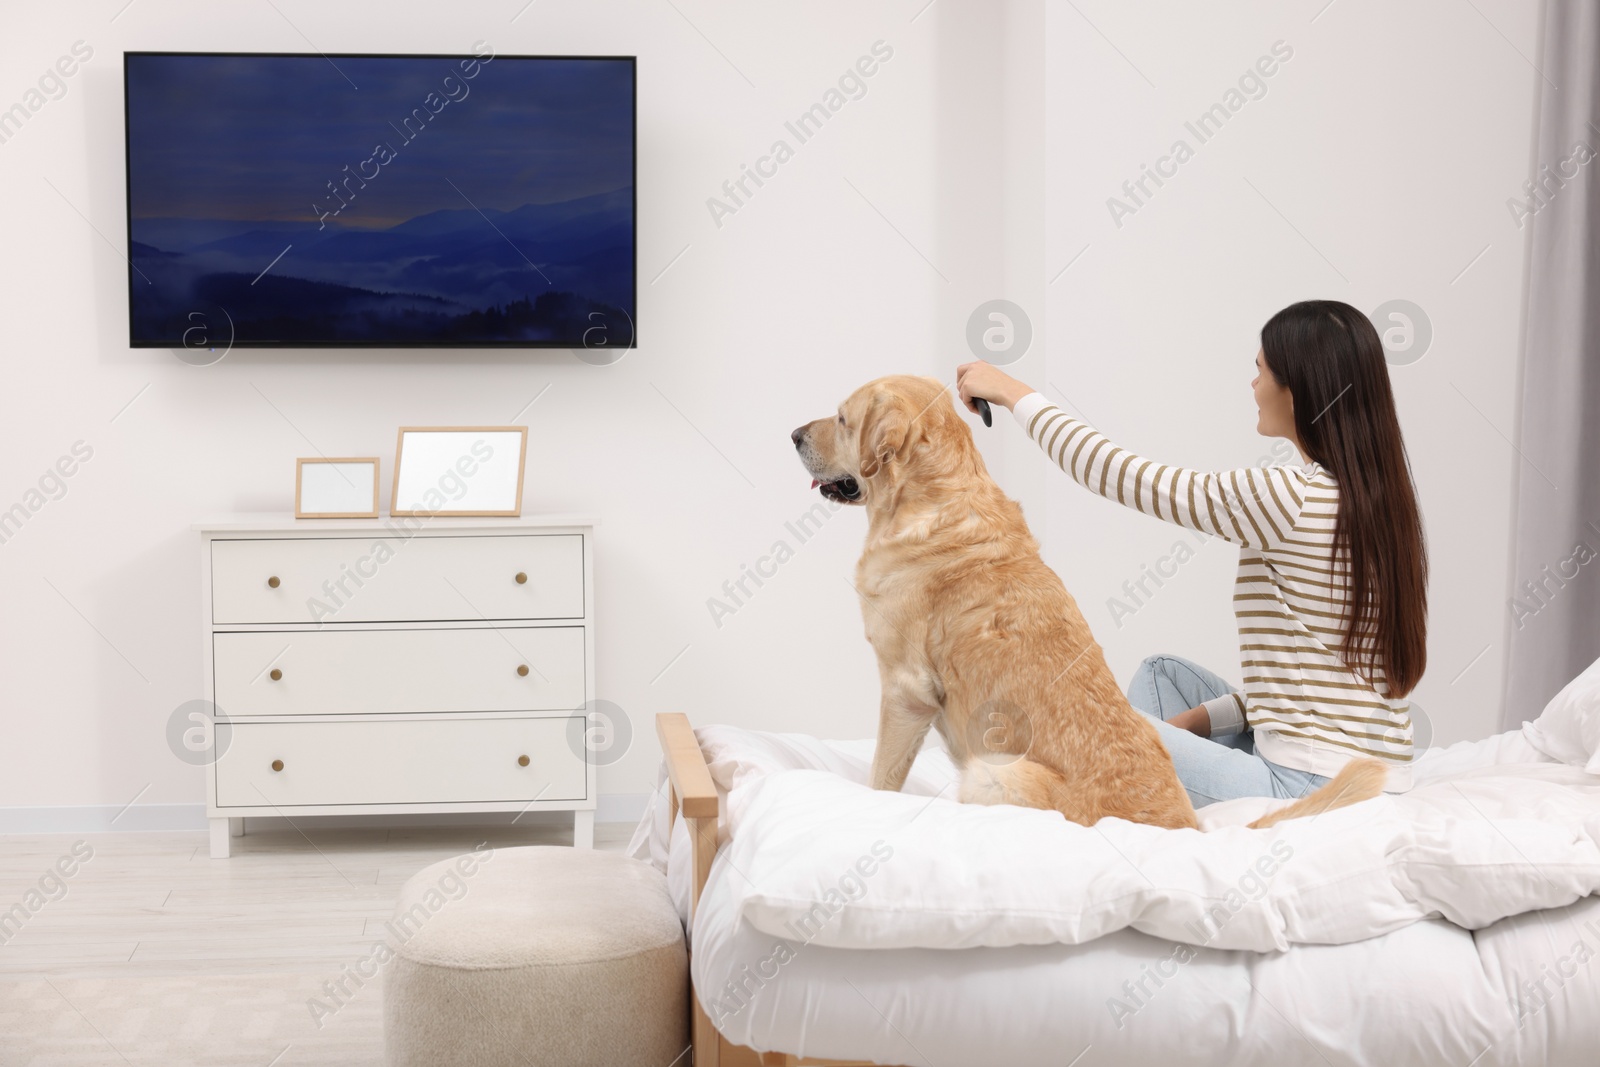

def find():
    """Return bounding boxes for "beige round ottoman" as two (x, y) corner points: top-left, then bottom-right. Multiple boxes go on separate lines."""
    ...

(383, 845), (687, 1067)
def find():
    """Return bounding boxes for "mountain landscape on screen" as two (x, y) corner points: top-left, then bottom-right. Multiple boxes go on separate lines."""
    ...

(125, 52), (635, 347)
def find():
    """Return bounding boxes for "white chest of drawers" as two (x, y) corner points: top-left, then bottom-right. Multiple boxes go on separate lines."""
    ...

(197, 514), (597, 858)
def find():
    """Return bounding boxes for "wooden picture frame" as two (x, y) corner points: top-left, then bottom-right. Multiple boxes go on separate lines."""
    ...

(390, 426), (528, 518)
(295, 457), (380, 519)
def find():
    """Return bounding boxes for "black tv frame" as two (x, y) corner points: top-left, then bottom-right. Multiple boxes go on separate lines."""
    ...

(123, 50), (638, 350)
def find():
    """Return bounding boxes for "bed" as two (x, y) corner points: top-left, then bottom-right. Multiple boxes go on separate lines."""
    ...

(635, 660), (1600, 1067)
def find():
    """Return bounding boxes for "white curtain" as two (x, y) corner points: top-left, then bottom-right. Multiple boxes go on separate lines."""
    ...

(1502, 1), (1600, 727)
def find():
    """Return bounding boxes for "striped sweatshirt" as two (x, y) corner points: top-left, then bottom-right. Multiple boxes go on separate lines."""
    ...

(1014, 393), (1412, 791)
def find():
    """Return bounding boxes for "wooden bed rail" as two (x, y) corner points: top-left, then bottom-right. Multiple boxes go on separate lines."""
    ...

(655, 714), (897, 1067)
(657, 712), (727, 1066)
(657, 711), (718, 820)
(656, 711), (719, 918)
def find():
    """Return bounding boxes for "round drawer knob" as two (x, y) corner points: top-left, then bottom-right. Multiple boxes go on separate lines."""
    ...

(516, 664), (529, 677)
(269, 668), (283, 681)
(517, 755), (530, 767)
(515, 572), (528, 585)
(267, 576), (281, 589)
(270, 759), (284, 772)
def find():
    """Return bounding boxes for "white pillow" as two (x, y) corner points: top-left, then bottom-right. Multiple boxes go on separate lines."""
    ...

(626, 725), (955, 872)
(1522, 655), (1600, 774)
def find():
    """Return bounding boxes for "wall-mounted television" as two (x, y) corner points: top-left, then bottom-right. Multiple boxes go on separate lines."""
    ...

(124, 50), (635, 349)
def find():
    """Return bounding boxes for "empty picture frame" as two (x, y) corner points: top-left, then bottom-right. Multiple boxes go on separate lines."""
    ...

(391, 426), (528, 517)
(296, 458), (380, 519)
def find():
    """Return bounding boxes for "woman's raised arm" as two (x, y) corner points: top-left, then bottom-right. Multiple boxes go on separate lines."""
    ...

(956, 361), (1306, 550)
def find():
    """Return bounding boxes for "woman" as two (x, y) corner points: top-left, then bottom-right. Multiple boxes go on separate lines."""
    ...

(956, 299), (1428, 805)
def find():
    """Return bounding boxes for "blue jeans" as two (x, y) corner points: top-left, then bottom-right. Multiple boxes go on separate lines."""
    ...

(1126, 654), (1330, 808)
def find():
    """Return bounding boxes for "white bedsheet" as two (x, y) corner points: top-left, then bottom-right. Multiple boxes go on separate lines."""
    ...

(694, 878), (1600, 1066)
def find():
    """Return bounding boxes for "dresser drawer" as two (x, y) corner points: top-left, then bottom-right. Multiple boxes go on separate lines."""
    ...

(214, 717), (587, 808)
(210, 534), (584, 624)
(213, 627), (584, 717)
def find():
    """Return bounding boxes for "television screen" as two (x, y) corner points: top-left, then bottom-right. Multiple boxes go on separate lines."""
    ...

(124, 51), (635, 349)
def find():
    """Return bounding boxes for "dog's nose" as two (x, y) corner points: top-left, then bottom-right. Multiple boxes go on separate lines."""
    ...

(791, 426), (806, 449)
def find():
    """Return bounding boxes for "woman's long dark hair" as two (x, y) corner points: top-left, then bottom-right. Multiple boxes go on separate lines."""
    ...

(1261, 300), (1428, 697)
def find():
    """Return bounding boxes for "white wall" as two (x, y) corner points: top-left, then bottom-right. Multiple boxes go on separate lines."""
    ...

(0, 0), (1540, 825)
(1025, 0), (1539, 747)
(0, 0), (1020, 822)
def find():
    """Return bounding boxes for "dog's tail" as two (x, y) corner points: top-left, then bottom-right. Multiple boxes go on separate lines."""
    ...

(1246, 758), (1388, 830)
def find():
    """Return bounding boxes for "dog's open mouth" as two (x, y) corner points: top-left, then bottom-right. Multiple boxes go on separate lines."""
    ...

(811, 477), (862, 504)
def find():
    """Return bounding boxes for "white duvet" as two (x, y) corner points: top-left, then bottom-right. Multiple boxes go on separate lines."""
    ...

(634, 722), (1600, 954)
(719, 751), (1600, 954)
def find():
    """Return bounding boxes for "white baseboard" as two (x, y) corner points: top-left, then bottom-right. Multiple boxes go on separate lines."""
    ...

(0, 803), (207, 834)
(0, 794), (650, 835)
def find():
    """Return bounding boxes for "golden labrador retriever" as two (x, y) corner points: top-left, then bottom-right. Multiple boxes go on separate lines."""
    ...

(791, 374), (1385, 830)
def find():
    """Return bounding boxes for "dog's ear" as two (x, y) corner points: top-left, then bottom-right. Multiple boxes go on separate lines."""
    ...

(857, 391), (910, 479)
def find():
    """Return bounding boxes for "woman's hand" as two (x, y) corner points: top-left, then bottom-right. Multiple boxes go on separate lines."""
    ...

(956, 361), (1035, 414)
(1169, 706), (1212, 738)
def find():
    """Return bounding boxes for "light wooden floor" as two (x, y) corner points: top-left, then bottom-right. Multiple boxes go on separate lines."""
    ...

(0, 819), (635, 1066)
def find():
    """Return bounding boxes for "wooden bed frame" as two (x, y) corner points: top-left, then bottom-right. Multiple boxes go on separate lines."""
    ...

(657, 713), (909, 1067)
